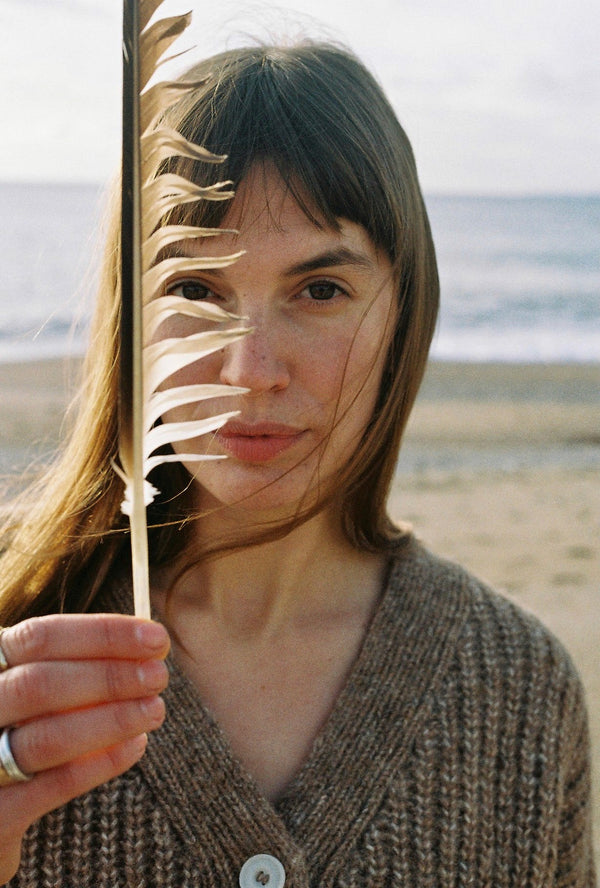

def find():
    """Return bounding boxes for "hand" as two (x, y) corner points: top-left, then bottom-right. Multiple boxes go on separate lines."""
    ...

(0, 613), (170, 884)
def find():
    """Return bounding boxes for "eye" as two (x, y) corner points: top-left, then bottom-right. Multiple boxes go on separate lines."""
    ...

(301, 280), (349, 302)
(167, 280), (214, 301)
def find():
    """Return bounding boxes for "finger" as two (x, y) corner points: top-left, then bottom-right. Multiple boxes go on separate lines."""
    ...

(0, 657), (169, 726)
(10, 696), (165, 775)
(0, 614), (170, 668)
(0, 734), (149, 842)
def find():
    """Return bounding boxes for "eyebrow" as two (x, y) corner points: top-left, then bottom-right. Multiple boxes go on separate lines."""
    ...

(155, 244), (376, 276)
(282, 247), (376, 276)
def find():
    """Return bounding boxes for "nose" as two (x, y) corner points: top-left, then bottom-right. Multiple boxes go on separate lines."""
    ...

(219, 320), (290, 394)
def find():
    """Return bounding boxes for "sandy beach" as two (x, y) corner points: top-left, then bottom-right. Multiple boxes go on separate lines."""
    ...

(1, 356), (599, 856)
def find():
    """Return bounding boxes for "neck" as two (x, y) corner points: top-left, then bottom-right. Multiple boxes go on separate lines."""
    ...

(152, 508), (386, 639)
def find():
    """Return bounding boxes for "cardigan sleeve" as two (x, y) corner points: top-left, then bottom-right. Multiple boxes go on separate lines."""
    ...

(554, 667), (596, 887)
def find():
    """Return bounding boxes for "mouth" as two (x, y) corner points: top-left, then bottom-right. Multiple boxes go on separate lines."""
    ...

(216, 421), (306, 463)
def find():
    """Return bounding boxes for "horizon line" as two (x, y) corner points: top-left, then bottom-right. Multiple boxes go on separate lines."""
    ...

(1, 178), (599, 202)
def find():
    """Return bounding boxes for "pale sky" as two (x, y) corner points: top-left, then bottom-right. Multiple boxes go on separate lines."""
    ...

(1, 0), (598, 193)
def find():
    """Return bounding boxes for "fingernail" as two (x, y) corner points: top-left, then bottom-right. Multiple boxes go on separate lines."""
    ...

(130, 733), (148, 757)
(139, 696), (166, 726)
(135, 621), (169, 651)
(138, 659), (168, 691)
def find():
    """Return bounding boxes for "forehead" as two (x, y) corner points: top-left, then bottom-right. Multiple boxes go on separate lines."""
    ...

(200, 164), (385, 269)
(222, 164), (329, 236)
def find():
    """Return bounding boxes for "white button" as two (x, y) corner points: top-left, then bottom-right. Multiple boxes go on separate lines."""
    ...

(239, 853), (286, 888)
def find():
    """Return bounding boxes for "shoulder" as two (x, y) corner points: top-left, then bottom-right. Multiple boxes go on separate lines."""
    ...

(386, 537), (586, 713)
(367, 541), (594, 882)
(381, 539), (591, 800)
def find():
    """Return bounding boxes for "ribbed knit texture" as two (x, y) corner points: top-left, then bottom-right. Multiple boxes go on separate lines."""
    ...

(8, 540), (595, 887)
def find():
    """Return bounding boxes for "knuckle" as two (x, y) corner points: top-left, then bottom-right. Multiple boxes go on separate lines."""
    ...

(96, 614), (139, 653)
(103, 661), (128, 700)
(11, 617), (49, 663)
(18, 722), (59, 771)
(98, 616), (118, 651)
(51, 762), (81, 800)
(4, 664), (49, 714)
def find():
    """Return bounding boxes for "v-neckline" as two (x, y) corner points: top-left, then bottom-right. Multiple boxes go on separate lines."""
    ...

(107, 539), (472, 876)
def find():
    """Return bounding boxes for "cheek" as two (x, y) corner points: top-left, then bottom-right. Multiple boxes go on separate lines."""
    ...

(338, 324), (389, 411)
(293, 332), (361, 425)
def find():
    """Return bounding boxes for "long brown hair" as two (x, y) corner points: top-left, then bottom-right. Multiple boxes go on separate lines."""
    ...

(0, 41), (438, 623)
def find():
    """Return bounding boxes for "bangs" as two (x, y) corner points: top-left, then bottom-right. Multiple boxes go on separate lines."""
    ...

(162, 45), (404, 262)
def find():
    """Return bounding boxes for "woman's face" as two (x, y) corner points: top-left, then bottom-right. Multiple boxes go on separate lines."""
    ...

(160, 166), (396, 523)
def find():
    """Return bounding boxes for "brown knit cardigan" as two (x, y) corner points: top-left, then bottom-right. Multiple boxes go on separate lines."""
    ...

(8, 540), (596, 887)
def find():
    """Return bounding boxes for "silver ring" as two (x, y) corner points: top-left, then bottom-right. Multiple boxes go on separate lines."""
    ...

(0, 629), (9, 672)
(0, 728), (32, 786)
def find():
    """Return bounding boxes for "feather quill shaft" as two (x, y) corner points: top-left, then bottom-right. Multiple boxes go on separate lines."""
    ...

(120, 0), (149, 618)
(118, 0), (248, 618)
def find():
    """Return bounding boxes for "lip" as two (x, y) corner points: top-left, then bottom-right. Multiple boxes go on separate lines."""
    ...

(216, 421), (306, 463)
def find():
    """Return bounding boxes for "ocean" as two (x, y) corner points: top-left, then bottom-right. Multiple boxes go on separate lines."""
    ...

(0, 183), (598, 365)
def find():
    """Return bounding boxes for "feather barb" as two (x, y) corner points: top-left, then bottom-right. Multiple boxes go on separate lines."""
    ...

(118, 0), (248, 618)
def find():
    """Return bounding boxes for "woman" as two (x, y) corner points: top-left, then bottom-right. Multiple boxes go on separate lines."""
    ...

(0, 42), (594, 887)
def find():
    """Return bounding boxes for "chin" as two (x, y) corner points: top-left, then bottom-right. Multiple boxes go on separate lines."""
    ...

(189, 460), (325, 524)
